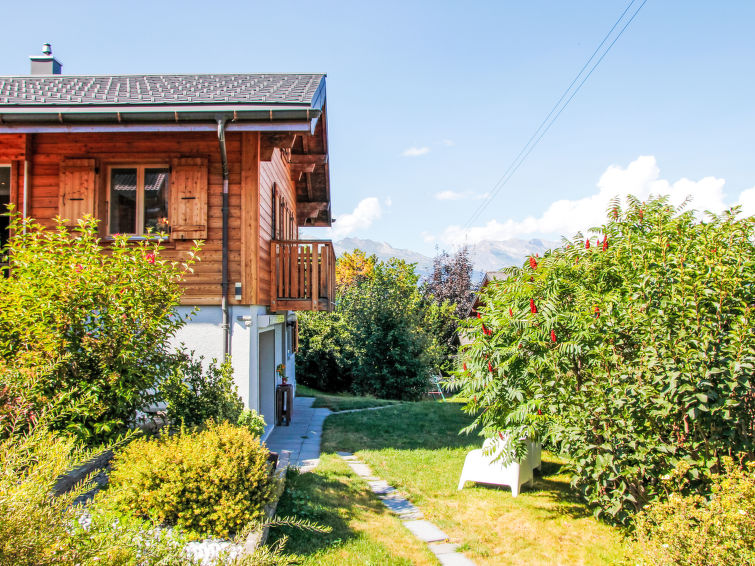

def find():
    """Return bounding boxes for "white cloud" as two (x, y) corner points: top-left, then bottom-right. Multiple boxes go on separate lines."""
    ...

(737, 186), (755, 216)
(442, 155), (743, 244)
(384, 196), (393, 207)
(402, 146), (430, 157)
(441, 139), (455, 147)
(421, 231), (436, 243)
(435, 190), (490, 201)
(327, 197), (382, 239)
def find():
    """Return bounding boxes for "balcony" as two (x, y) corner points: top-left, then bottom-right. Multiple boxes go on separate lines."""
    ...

(270, 240), (335, 312)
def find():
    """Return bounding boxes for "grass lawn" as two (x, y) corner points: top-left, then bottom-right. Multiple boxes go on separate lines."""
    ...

(310, 401), (631, 565)
(268, 453), (438, 565)
(295, 384), (402, 412)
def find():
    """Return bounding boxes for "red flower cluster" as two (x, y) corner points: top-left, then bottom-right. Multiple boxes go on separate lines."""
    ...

(585, 239), (591, 250)
(550, 329), (557, 343)
(509, 307), (514, 317)
(530, 299), (537, 314)
(529, 256), (538, 269)
(481, 324), (492, 336)
(602, 235), (608, 251)
(463, 363), (467, 371)
(145, 252), (156, 264)
(74, 264), (83, 273)
(594, 306), (600, 317)
(488, 361), (493, 373)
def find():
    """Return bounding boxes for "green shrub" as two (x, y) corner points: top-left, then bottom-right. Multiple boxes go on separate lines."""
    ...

(0, 214), (200, 444)
(297, 311), (354, 393)
(237, 408), (266, 437)
(453, 196), (755, 524)
(299, 252), (436, 400)
(635, 458), (755, 565)
(105, 421), (277, 538)
(0, 425), (196, 566)
(160, 351), (244, 428)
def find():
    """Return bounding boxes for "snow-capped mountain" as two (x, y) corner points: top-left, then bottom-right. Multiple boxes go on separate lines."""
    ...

(333, 237), (559, 281)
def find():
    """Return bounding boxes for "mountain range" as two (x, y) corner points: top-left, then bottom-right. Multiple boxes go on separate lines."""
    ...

(333, 237), (559, 281)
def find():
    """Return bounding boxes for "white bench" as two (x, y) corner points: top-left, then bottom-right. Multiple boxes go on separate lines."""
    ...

(457, 437), (542, 497)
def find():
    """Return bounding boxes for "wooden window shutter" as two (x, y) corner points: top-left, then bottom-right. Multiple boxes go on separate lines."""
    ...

(170, 157), (208, 239)
(59, 158), (96, 226)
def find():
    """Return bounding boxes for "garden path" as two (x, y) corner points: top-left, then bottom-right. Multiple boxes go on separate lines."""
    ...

(264, 396), (330, 472)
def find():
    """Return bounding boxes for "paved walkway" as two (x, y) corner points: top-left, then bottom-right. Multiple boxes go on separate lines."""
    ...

(264, 396), (330, 472)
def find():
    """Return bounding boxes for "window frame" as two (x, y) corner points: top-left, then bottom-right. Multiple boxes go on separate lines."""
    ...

(106, 163), (170, 238)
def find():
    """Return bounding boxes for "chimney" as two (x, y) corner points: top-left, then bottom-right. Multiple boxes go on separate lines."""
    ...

(30, 43), (62, 75)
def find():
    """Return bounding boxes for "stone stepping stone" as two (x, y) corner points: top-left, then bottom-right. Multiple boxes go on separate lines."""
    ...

(368, 479), (395, 495)
(435, 553), (478, 566)
(381, 495), (423, 519)
(402, 519), (448, 542)
(347, 463), (374, 478)
(428, 542), (460, 555)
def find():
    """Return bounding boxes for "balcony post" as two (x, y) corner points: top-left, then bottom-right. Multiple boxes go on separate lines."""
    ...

(311, 243), (319, 310)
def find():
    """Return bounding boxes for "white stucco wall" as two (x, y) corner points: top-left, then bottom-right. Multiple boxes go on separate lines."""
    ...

(171, 305), (297, 430)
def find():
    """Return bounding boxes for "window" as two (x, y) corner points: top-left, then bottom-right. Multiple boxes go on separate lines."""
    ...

(108, 165), (170, 236)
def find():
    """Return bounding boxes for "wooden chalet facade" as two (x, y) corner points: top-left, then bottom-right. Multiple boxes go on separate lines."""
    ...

(0, 47), (335, 434)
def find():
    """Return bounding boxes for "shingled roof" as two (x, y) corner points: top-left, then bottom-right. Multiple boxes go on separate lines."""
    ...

(0, 73), (326, 108)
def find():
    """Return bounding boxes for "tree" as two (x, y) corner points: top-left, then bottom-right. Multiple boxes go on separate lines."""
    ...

(0, 214), (199, 443)
(450, 196), (755, 525)
(298, 251), (436, 400)
(423, 246), (476, 372)
(424, 245), (475, 318)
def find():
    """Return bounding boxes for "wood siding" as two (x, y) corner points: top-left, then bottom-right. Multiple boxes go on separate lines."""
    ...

(0, 131), (326, 309)
(259, 148), (297, 306)
(13, 131), (248, 305)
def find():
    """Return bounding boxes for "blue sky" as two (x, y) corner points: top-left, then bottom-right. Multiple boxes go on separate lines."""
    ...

(3, 1), (754, 255)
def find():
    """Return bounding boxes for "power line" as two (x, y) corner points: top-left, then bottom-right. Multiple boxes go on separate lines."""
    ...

(462, 0), (649, 231)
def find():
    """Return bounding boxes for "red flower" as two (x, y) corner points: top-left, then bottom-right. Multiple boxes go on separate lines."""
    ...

(537, 409), (542, 415)
(529, 256), (537, 269)
(463, 363), (467, 371)
(594, 306), (600, 317)
(550, 329), (557, 343)
(74, 264), (83, 273)
(509, 307), (514, 317)
(488, 361), (493, 372)
(530, 299), (537, 314)
(602, 236), (608, 251)
(612, 207), (619, 219)
(585, 239), (590, 249)
(476, 312), (481, 319)
(146, 252), (156, 264)
(473, 396), (477, 403)
(639, 209), (644, 221)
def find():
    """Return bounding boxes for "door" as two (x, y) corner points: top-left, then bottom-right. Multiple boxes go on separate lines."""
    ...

(258, 329), (276, 434)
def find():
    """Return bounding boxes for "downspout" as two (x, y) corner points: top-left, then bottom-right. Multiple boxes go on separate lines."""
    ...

(217, 117), (230, 357)
(22, 159), (28, 232)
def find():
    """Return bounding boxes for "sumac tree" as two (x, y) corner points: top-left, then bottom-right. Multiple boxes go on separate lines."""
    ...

(450, 196), (755, 525)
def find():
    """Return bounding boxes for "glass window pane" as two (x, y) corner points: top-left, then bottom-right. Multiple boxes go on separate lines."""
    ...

(110, 168), (137, 234)
(143, 168), (170, 234)
(0, 167), (10, 197)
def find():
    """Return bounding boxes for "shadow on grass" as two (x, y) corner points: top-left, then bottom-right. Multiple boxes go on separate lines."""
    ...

(268, 462), (393, 557)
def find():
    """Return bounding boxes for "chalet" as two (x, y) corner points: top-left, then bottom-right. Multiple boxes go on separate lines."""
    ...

(0, 45), (335, 435)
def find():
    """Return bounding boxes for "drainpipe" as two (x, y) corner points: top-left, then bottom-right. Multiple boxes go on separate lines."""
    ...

(217, 117), (230, 357)
(22, 160), (28, 232)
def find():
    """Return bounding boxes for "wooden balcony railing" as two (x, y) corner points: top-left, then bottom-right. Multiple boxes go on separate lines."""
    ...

(270, 240), (335, 312)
